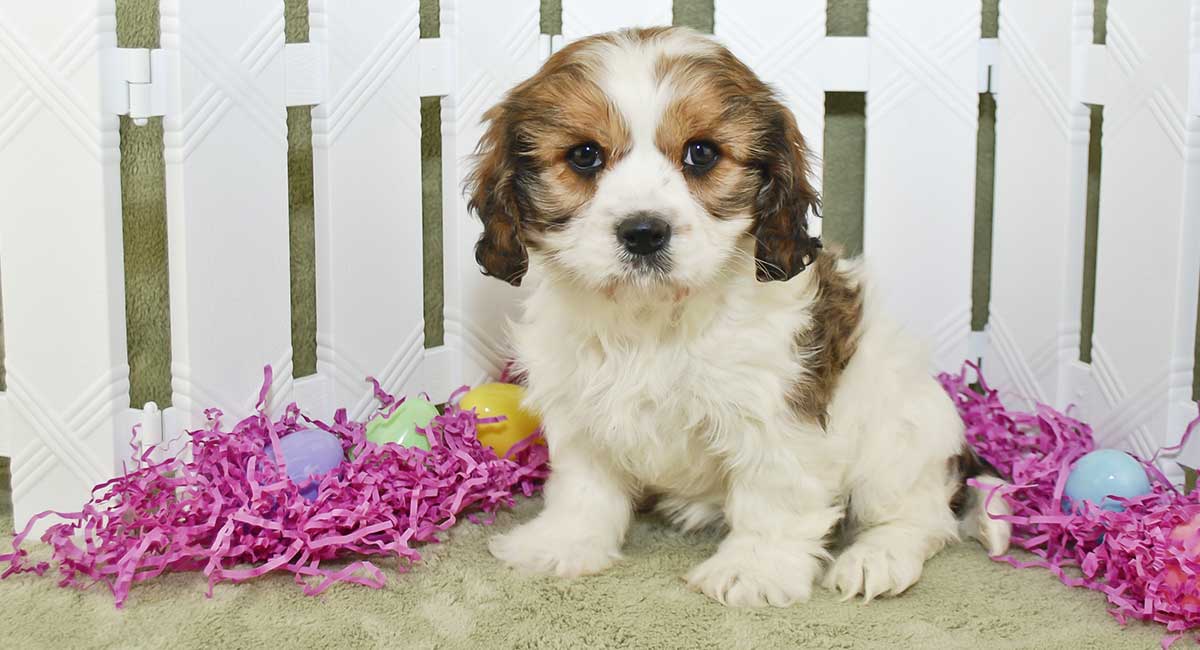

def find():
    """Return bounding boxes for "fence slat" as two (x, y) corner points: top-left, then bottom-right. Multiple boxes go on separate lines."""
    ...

(715, 1), (828, 235)
(1083, 0), (1198, 468)
(308, 0), (424, 419)
(863, 0), (980, 371)
(1182, 1), (1200, 452)
(561, 0), (672, 41)
(988, 1), (1085, 406)
(160, 0), (292, 427)
(0, 1), (128, 526)
(440, 0), (542, 392)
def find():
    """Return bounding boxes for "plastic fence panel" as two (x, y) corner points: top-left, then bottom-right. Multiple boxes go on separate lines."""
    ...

(863, 0), (981, 372)
(0, 1), (131, 526)
(309, 0), (425, 419)
(159, 0), (293, 429)
(440, 0), (542, 389)
(988, 1), (1085, 406)
(1084, 0), (1199, 465)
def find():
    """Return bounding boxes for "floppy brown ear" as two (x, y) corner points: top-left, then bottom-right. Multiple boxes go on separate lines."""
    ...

(751, 101), (822, 282)
(466, 104), (529, 287)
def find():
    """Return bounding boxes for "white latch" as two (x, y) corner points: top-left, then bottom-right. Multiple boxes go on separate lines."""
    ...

(113, 48), (169, 125)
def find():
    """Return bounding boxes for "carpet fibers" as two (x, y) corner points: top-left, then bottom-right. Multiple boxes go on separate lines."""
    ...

(0, 496), (1165, 649)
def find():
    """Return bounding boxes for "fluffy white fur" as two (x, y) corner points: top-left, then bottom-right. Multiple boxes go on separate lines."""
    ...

(485, 29), (1009, 607)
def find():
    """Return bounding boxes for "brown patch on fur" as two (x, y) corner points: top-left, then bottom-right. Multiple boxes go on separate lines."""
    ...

(789, 250), (864, 428)
(651, 47), (822, 277)
(465, 33), (633, 285)
(634, 492), (660, 514)
(652, 51), (773, 165)
(654, 55), (760, 221)
(750, 102), (822, 281)
(948, 446), (1002, 517)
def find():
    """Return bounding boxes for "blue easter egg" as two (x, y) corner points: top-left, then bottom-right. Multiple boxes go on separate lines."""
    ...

(1061, 449), (1152, 513)
(264, 428), (345, 501)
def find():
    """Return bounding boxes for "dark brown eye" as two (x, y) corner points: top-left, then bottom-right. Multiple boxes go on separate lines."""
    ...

(683, 140), (719, 172)
(567, 143), (603, 172)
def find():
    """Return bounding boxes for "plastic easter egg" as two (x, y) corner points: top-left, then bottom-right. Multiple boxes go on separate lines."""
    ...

(1061, 449), (1152, 513)
(1162, 565), (1200, 608)
(1173, 511), (1200, 548)
(460, 383), (543, 457)
(364, 397), (438, 452)
(1164, 511), (1200, 607)
(264, 428), (345, 501)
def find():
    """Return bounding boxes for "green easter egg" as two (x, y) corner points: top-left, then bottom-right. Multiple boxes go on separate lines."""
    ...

(364, 397), (438, 451)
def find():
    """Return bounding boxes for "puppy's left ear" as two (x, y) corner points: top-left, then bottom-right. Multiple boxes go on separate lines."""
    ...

(751, 101), (822, 282)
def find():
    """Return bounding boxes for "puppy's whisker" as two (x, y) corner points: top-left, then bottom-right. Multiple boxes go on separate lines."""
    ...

(746, 233), (787, 278)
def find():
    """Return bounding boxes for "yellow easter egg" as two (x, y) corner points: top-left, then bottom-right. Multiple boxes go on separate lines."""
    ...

(460, 383), (543, 457)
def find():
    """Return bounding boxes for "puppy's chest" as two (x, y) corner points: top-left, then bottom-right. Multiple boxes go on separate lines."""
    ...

(570, 351), (725, 489)
(542, 316), (801, 487)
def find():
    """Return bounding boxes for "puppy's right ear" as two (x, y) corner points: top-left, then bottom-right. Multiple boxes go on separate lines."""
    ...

(466, 104), (529, 287)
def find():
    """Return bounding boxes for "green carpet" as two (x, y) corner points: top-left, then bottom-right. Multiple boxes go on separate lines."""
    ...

(0, 495), (1165, 649)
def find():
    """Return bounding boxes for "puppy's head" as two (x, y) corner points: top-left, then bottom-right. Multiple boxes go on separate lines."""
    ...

(467, 27), (820, 290)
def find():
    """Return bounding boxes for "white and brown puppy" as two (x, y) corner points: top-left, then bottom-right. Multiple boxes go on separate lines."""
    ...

(467, 27), (1010, 606)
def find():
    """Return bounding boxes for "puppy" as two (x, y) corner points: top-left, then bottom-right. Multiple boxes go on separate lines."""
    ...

(467, 27), (1010, 606)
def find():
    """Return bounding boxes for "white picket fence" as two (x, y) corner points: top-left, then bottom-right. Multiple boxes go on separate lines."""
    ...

(0, 0), (1196, 529)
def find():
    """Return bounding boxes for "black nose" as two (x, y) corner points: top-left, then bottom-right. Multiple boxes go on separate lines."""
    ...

(617, 214), (671, 256)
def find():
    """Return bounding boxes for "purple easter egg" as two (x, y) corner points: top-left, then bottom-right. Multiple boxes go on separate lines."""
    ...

(264, 428), (345, 501)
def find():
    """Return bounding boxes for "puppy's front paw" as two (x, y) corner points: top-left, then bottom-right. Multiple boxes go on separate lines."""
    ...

(489, 520), (621, 578)
(822, 538), (925, 602)
(685, 540), (821, 607)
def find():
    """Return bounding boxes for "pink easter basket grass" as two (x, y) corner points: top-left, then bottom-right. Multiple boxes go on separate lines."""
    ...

(0, 365), (548, 606)
(940, 362), (1200, 648)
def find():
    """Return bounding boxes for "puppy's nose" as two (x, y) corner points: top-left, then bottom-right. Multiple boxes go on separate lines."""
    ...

(617, 213), (671, 256)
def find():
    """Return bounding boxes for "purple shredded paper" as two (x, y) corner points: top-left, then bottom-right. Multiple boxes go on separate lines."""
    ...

(940, 363), (1200, 648)
(0, 366), (549, 606)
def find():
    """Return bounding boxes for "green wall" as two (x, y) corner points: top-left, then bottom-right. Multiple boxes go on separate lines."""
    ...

(3, 0), (1195, 408)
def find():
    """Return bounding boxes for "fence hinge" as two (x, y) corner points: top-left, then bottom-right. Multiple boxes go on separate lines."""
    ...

(978, 37), (999, 94)
(967, 330), (990, 366)
(539, 34), (565, 63)
(1071, 43), (1112, 106)
(816, 37), (870, 92)
(137, 401), (163, 460)
(109, 48), (169, 125)
(418, 38), (451, 97)
(286, 42), (327, 106)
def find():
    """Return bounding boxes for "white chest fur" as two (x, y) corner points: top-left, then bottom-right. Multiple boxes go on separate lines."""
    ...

(512, 269), (820, 494)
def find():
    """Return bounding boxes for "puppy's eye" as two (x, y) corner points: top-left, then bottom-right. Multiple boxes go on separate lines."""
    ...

(566, 143), (603, 172)
(683, 140), (719, 172)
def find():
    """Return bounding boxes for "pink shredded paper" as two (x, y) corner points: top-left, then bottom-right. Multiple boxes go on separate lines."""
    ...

(0, 366), (548, 606)
(940, 363), (1200, 647)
